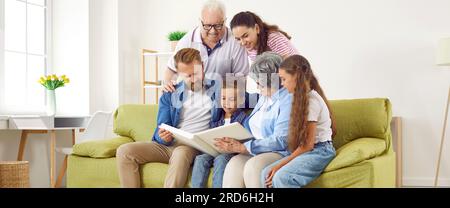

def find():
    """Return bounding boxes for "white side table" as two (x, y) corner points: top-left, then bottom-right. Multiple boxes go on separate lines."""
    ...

(7, 115), (89, 188)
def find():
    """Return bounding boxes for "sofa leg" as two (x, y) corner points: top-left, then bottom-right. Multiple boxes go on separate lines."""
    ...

(55, 155), (68, 188)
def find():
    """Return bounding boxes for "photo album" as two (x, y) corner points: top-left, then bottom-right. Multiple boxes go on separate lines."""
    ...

(160, 123), (253, 157)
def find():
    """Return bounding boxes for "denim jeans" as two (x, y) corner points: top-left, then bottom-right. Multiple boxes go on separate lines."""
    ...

(260, 141), (336, 188)
(191, 153), (235, 188)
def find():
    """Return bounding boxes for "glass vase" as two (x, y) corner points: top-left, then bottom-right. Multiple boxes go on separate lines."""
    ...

(46, 89), (56, 116)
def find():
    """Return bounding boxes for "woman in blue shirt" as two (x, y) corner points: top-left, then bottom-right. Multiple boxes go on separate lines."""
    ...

(215, 52), (292, 188)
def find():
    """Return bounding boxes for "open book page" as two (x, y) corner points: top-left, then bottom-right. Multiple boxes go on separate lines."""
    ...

(159, 124), (220, 156)
(195, 123), (253, 154)
(159, 123), (253, 157)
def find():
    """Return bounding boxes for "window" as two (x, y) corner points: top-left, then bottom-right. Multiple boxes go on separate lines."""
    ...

(0, 0), (50, 114)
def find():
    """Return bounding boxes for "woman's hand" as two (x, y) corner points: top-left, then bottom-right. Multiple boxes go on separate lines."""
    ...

(214, 137), (248, 154)
(265, 163), (285, 188)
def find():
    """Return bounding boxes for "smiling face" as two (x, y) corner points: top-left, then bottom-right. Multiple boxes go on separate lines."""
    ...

(279, 68), (297, 93)
(200, 9), (226, 44)
(232, 25), (259, 51)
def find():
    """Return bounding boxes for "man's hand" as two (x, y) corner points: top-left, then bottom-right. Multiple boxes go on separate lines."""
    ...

(214, 137), (248, 154)
(158, 128), (173, 143)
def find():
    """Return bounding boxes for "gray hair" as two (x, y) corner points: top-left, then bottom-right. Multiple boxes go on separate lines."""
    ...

(249, 52), (283, 88)
(202, 0), (226, 17)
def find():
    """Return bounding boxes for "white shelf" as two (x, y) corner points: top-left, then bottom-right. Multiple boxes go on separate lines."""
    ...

(144, 85), (163, 89)
(143, 52), (174, 56)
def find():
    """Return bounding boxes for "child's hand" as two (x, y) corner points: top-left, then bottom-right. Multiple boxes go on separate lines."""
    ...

(265, 164), (284, 188)
(158, 128), (173, 143)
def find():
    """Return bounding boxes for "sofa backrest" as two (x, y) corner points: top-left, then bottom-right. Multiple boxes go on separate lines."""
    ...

(112, 99), (392, 151)
(329, 98), (392, 150)
(113, 104), (158, 142)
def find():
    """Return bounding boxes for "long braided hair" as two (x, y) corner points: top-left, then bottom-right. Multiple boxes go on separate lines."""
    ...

(280, 55), (336, 152)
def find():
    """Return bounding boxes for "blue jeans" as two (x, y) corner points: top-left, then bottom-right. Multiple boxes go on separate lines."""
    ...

(261, 141), (336, 188)
(191, 153), (235, 188)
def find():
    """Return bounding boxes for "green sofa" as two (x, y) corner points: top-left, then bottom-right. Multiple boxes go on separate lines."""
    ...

(67, 98), (396, 188)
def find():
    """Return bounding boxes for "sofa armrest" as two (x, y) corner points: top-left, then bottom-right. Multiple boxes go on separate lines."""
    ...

(72, 136), (134, 158)
(324, 137), (386, 172)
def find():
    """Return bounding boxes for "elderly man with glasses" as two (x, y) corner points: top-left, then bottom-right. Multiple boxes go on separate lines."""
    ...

(163, 0), (249, 92)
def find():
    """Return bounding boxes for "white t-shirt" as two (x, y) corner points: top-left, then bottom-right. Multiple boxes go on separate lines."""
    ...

(177, 90), (212, 134)
(223, 118), (231, 125)
(308, 90), (333, 144)
(248, 97), (273, 140)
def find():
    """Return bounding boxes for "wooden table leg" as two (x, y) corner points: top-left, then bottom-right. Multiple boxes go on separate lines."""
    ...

(17, 130), (29, 161)
(71, 129), (76, 145)
(50, 130), (56, 188)
(395, 118), (402, 188)
(55, 155), (68, 188)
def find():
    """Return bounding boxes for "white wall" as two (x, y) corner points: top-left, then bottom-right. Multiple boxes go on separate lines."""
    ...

(89, 0), (120, 114)
(116, 0), (450, 186)
(52, 0), (89, 116)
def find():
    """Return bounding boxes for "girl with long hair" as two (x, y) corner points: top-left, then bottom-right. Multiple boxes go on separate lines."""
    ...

(261, 55), (336, 188)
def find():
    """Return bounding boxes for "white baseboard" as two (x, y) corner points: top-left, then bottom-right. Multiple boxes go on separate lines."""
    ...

(403, 177), (450, 187)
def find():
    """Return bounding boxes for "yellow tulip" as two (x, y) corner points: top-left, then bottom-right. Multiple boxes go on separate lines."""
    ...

(61, 75), (67, 80)
(47, 75), (52, 80)
(64, 78), (70, 84)
(52, 75), (58, 80)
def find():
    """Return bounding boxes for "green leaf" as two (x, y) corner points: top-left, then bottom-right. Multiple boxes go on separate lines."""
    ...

(167, 31), (187, 41)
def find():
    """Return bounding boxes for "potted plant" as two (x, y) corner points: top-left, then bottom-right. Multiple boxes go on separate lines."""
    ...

(167, 31), (187, 51)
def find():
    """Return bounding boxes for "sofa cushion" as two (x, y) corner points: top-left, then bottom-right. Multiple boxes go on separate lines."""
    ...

(72, 137), (134, 158)
(324, 137), (386, 172)
(330, 98), (392, 149)
(114, 104), (159, 142)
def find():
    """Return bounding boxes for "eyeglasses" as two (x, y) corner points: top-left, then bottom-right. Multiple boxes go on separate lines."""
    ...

(201, 21), (224, 31)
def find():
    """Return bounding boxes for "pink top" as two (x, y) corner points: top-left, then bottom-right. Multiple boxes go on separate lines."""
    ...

(247, 31), (299, 61)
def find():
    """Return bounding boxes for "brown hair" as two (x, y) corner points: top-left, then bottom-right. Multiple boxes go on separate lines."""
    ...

(174, 48), (202, 69)
(280, 55), (336, 152)
(230, 11), (292, 55)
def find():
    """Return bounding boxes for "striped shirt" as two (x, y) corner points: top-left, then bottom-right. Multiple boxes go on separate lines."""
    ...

(247, 31), (298, 61)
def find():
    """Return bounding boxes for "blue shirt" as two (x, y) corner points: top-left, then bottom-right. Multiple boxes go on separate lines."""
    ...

(243, 88), (293, 157)
(152, 79), (222, 146)
(204, 42), (222, 56)
(210, 109), (248, 128)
